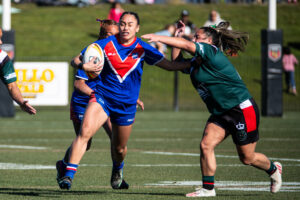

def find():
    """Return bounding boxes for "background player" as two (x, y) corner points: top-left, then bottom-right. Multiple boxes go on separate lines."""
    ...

(0, 28), (36, 115)
(142, 21), (282, 197)
(57, 11), (191, 190)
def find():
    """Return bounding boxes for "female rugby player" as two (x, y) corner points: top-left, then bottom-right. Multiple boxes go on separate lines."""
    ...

(57, 12), (191, 190)
(56, 20), (119, 185)
(142, 21), (282, 197)
(56, 19), (145, 186)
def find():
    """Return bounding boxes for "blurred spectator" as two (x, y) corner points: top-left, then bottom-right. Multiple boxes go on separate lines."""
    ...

(203, 10), (232, 30)
(175, 10), (196, 40)
(107, 1), (124, 23)
(188, 0), (204, 3)
(150, 24), (176, 55)
(283, 46), (298, 95)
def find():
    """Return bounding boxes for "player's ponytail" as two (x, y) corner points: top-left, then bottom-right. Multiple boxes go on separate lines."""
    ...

(201, 22), (249, 56)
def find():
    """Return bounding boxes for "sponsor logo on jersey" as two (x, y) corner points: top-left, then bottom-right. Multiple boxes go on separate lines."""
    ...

(78, 114), (84, 121)
(127, 118), (135, 122)
(104, 41), (145, 83)
(98, 97), (104, 105)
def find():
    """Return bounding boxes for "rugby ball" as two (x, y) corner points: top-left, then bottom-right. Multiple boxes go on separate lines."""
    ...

(83, 43), (105, 79)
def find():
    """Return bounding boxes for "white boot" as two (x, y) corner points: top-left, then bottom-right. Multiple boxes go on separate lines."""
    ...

(186, 187), (216, 197)
(270, 162), (282, 193)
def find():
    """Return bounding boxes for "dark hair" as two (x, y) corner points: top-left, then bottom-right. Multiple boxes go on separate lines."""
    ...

(283, 46), (291, 55)
(97, 19), (118, 40)
(120, 11), (140, 25)
(200, 22), (249, 56)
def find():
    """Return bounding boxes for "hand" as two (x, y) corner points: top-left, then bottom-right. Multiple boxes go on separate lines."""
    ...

(20, 100), (36, 115)
(141, 34), (159, 43)
(136, 99), (144, 111)
(83, 57), (103, 72)
(175, 20), (185, 37)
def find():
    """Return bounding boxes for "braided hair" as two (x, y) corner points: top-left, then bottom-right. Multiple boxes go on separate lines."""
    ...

(200, 22), (249, 56)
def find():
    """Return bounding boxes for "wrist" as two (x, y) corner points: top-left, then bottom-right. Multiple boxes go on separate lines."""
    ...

(78, 62), (83, 70)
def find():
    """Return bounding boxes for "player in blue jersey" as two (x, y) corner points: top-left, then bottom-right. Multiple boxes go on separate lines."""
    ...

(142, 21), (282, 197)
(57, 12), (192, 190)
(56, 19), (145, 185)
(56, 20), (119, 185)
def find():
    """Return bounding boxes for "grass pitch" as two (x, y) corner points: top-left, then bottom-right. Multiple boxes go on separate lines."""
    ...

(0, 109), (299, 199)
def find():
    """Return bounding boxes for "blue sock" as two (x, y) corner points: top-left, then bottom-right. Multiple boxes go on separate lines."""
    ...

(113, 161), (124, 171)
(65, 163), (78, 179)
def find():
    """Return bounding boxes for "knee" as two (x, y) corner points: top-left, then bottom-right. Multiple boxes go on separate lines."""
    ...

(238, 153), (255, 165)
(114, 145), (127, 155)
(78, 128), (93, 143)
(200, 139), (215, 154)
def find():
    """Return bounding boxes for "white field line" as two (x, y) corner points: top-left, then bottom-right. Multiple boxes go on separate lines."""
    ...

(1, 137), (299, 143)
(2, 163), (300, 170)
(0, 163), (55, 170)
(143, 151), (300, 162)
(3, 127), (300, 133)
(0, 145), (48, 150)
(145, 181), (300, 192)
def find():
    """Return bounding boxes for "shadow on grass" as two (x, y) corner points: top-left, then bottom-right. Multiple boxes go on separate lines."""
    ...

(0, 188), (107, 198)
(113, 191), (184, 197)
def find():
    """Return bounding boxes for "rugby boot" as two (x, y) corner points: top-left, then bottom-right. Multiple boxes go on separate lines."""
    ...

(58, 176), (72, 190)
(186, 187), (216, 197)
(270, 162), (282, 193)
(56, 160), (66, 183)
(110, 168), (129, 189)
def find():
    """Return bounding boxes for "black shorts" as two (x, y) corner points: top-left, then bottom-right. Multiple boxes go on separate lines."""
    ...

(207, 98), (260, 146)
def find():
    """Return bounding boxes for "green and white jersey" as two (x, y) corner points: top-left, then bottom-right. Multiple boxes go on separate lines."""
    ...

(189, 42), (251, 115)
(0, 49), (16, 84)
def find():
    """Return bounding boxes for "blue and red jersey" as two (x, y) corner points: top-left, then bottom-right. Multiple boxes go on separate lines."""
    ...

(71, 69), (99, 105)
(81, 35), (164, 106)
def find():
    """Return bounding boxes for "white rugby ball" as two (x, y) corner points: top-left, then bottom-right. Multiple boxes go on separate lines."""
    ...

(83, 43), (105, 79)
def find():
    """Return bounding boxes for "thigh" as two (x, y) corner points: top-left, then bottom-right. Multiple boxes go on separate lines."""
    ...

(112, 124), (132, 148)
(81, 102), (108, 138)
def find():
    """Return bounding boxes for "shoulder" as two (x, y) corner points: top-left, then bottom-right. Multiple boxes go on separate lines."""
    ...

(0, 49), (9, 64)
(195, 42), (218, 55)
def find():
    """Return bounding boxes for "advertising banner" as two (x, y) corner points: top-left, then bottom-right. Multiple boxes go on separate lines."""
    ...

(14, 62), (69, 106)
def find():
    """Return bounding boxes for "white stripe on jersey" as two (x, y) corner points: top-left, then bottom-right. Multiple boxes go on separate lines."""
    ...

(4, 72), (16, 81)
(239, 99), (252, 109)
(0, 50), (8, 63)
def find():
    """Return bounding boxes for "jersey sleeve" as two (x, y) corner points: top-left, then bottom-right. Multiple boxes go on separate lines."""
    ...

(142, 41), (164, 65)
(194, 42), (217, 61)
(75, 69), (88, 80)
(0, 55), (17, 84)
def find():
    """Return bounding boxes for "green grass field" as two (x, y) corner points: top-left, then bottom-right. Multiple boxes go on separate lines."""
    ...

(0, 109), (299, 199)
(4, 3), (300, 111)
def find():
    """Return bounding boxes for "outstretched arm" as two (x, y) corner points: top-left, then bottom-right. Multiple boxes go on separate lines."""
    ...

(155, 58), (190, 71)
(142, 34), (196, 55)
(6, 82), (36, 115)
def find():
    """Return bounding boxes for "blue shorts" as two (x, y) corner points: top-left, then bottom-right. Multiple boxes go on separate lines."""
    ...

(89, 92), (136, 126)
(70, 101), (87, 124)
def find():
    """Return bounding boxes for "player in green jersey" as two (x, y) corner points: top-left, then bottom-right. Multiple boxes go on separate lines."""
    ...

(142, 21), (282, 197)
(0, 29), (36, 115)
